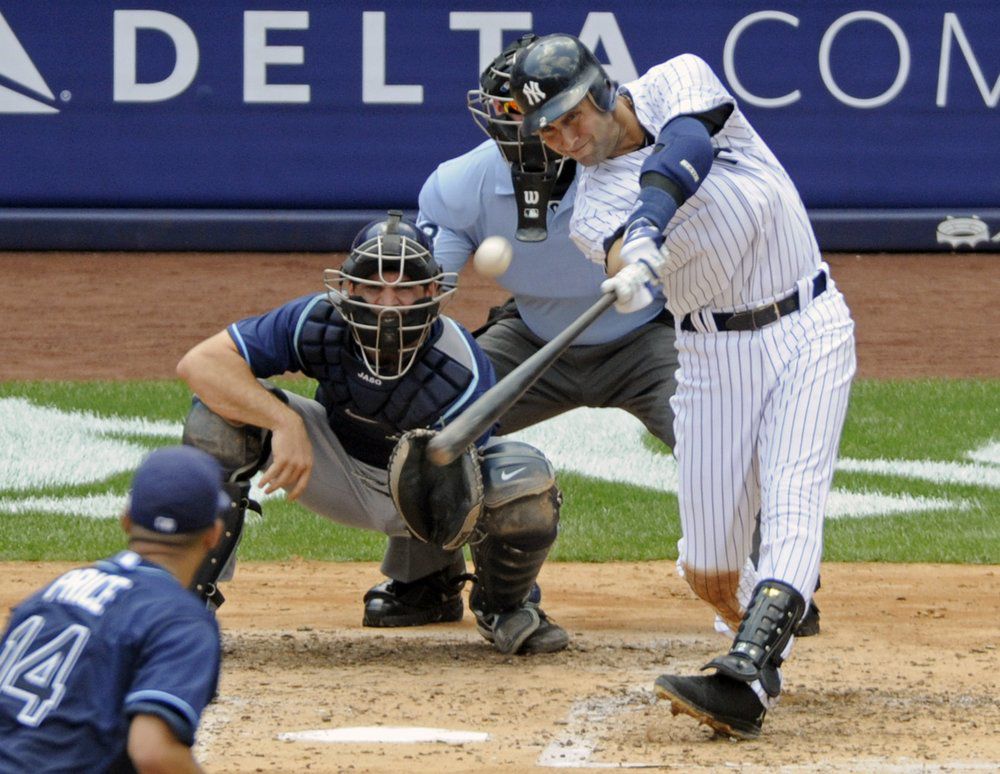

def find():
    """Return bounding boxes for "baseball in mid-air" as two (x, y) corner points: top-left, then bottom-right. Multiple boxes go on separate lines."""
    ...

(473, 236), (513, 278)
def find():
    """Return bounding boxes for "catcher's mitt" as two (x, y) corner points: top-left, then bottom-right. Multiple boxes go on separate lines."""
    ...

(388, 429), (484, 551)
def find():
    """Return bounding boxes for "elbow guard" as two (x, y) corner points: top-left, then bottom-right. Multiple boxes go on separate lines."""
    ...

(632, 115), (714, 230)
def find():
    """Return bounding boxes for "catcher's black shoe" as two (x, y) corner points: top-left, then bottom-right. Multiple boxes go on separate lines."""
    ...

(362, 570), (471, 628)
(794, 600), (821, 637)
(474, 602), (569, 655)
(654, 673), (766, 740)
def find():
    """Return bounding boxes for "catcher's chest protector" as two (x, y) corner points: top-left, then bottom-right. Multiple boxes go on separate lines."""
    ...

(297, 301), (474, 466)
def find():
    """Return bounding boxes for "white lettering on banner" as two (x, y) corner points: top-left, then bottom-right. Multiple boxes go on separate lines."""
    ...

(938, 13), (1000, 108)
(449, 11), (532, 76)
(0, 11), (58, 113)
(2, 9), (992, 111)
(113, 10), (199, 103)
(577, 12), (638, 85)
(362, 11), (422, 104)
(724, 11), (801, 108)
(244, 11), (310, 104)
(725, 10), (996, 111)
(819, 11), (910, 109)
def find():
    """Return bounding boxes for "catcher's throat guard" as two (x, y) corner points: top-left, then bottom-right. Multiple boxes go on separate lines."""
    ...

(466, 32), (568, 243)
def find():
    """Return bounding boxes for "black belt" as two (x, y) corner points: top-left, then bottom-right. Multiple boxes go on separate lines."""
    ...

(680, 270), (827, 332)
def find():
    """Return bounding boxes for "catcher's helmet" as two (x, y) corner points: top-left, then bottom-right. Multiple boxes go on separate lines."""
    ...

(509, 34), (616, 136)
(325, 211), (457, 379)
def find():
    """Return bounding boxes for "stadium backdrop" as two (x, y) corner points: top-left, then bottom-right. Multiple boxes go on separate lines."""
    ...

(0, 1), (997, 251)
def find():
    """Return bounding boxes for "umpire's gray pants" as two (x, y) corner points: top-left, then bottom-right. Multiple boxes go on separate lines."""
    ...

(381, 314), (680, 584)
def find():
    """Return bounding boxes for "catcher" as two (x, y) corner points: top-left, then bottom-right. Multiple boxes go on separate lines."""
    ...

(176, 210), (568, 654)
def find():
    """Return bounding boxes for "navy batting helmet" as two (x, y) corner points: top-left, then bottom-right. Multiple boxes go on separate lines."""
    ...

(325, 211), (457, 379)
(509, 34), (616, 136)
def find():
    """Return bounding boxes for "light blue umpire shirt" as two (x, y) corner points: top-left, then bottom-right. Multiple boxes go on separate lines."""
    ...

(418, 140), (668, 346)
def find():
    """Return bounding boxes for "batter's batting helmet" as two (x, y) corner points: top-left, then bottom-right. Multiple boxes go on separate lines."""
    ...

(509, 34), (616, 136)
(325, 211), (457, 379)
(467, 33), (571, 241)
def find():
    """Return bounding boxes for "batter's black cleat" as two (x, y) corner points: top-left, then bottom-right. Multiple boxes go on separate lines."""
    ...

(362, 570), (472, 628)
(654, 673), (766, 740)
(795, 600), (821, 637)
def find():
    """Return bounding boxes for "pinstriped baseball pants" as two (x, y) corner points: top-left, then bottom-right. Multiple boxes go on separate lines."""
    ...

(670, 280), (856, 628)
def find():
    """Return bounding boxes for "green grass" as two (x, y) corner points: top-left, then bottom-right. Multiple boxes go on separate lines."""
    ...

(1, 379), (997, 564)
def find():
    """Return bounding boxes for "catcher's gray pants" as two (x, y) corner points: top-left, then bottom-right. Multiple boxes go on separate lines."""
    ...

(381, 314), (680, 583)
(280, 391), (464, 582)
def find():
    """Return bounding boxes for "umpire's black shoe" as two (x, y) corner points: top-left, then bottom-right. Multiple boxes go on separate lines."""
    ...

(362, 570), (471, 628)
(795, 600), (821, 637)
(654, 673), (766, 740)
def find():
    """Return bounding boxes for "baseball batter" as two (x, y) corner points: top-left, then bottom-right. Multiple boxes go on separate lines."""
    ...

(0, 446), (225, 772)
(511, 35), (856, 737)
(177, 211), (568, 655)
(363, 35), (679, 630)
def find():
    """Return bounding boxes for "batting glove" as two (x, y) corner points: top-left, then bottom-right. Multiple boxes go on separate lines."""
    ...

(601, 217), (668, 313)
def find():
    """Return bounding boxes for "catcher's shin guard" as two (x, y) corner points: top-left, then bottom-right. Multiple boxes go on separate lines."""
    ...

(190, 481), (260, 610)
(469, 440), (561, 614)
(704, 579), (805, 697)
(182, 386), (284, 609)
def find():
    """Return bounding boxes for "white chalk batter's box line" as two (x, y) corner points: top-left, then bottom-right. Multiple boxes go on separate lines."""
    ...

(259, 683), (999, 771)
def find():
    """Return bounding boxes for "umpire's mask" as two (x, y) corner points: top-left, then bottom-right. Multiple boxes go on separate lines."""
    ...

(325, 211), (457, 380)
(467, 33), (572, 242)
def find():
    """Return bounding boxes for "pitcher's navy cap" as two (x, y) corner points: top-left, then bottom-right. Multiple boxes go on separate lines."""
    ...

(129, 446), (229, 534)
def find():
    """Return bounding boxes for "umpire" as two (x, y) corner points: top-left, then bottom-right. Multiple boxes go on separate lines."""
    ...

(0, 446), (226, 773)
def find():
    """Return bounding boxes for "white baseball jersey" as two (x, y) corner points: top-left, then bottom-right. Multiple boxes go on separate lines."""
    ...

(570, 53), (857, 704)
(571, 54), (820, 317)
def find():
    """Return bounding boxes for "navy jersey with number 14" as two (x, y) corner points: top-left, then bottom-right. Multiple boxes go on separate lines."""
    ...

(0, 550), (221, 772)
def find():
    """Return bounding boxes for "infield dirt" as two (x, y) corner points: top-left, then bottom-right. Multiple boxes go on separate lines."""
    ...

(2, 251), (999, 771)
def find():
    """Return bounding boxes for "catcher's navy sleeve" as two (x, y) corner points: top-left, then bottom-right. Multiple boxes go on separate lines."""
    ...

(228, 293), (325, 376)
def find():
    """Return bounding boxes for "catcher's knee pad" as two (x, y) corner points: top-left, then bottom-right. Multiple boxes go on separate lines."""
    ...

(181, 380), (287, 482)
(477, 440), (561, 550)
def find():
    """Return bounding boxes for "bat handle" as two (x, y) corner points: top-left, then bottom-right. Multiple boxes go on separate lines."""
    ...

(426, 292), (616, 465)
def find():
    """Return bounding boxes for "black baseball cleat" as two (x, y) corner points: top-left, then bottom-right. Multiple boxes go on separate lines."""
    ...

(654, 673), (766, 740)
(794, 600), (821, 637)
(475, 605), (569, 655)
(362, 569), (472, 627)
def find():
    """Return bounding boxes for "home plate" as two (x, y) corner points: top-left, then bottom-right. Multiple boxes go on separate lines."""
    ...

(278, 726), (490, 744)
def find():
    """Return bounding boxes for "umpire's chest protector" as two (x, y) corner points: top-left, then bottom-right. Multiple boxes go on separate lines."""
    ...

(296, 301), (474, 466)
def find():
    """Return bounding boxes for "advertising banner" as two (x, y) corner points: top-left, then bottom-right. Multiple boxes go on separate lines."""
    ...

(1, 2), (997, 249)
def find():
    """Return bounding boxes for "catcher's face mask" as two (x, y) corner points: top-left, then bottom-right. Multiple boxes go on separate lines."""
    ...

(325, 211), (457, 380)
(467, 34), (568, 243)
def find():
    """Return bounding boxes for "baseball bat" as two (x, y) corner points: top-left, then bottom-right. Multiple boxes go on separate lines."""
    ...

(427, 291), (616, 466)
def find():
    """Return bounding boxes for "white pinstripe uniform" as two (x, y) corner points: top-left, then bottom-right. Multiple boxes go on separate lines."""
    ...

(572, 55), (856, 670)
